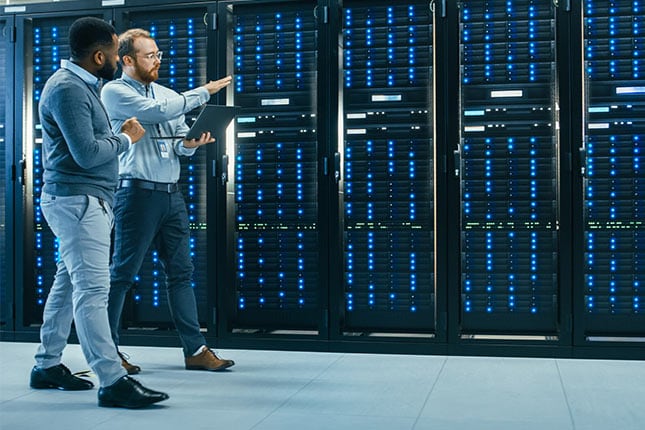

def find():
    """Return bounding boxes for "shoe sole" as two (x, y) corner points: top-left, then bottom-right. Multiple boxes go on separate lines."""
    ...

(98, 398), (167, 409)
(185, 362), (234, 371)
(30, 382), (63, 390)
(30, 382), (93, 391)
(30, 384), (94, 391)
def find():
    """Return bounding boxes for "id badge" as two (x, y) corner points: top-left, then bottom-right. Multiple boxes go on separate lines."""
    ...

(157, 140), (170, 159)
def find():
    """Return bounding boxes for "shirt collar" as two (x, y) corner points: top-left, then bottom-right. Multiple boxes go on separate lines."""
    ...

(120, 72), (151, 95)
(60, 59), (100, 89)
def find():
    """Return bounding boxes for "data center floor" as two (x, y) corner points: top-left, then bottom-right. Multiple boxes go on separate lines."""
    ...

(0, 341), (643, 430)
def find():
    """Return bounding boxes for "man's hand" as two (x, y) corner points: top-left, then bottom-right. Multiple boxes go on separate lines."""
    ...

(203, 75), (233, 95)
(120, 117), (145, 143)
(183, 131), (215, 149)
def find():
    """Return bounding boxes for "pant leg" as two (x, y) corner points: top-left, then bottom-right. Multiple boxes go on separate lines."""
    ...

(38, 192), (125, 387)
(34, 258), (74, 369)
(156, 191), (205, 356)
(108, 187), (163, 347)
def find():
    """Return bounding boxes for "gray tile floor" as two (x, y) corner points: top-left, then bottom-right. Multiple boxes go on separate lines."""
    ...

(0, 341), (643, 430)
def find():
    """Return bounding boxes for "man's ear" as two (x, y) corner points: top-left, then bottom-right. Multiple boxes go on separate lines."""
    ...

(92, 49), (105, 66)
(121, 54), (134, 67)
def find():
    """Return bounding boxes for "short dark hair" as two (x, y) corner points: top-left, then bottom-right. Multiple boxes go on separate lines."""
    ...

(69, 17), (116, 60)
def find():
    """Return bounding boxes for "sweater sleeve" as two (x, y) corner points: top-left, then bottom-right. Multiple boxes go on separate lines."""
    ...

(50, 84), (129, 170)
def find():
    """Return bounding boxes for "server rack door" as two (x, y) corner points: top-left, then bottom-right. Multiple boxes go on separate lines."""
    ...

(339, 1), (436, 334)
(221, 1), (322, 332)
(113, 5), (211, 329)
(579, 0), (645, 337)
(457, 1), (561, 334)
(0, 16), (14, 331)
(17, 11), (108, 328)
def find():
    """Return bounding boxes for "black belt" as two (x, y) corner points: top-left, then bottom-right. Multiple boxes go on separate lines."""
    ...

(118, 179), (179, 193)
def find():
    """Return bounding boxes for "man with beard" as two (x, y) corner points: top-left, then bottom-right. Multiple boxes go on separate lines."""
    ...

(31, 17), (169, 408)
(101, 29), (235, 374)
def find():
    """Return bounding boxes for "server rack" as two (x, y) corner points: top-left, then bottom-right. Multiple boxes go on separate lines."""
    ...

(12, 1), (217, 339)
(577, 0), (645, 340)
(217, 0), (326, 337)
(456, 0), (563, 337)
(338, 0), (437, 336)
(0, 15), (14, 331)
(15, 8), (109, 329)
(112, 3), (214, 331)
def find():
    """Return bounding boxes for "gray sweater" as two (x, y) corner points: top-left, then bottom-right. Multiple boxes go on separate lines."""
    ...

(40, 67), (130, 205)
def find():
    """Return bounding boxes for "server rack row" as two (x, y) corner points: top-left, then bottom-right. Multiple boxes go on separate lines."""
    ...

(0, 0), (642, 359)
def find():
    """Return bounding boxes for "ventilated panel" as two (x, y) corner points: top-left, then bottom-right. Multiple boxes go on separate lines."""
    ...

(582, 0), (644, 333)
(0, 18), (9, 328)
(458, 0), (559, 333)
(230, 2), (320, 328)
(341, 1), (435, 331)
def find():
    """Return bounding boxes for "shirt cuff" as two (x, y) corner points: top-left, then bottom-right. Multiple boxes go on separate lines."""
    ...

(196, 86), (210, 104)
(178, 141), (198, 156)
(120, 133), (132, 146)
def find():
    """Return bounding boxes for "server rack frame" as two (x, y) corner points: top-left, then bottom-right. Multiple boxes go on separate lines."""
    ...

(333, 0), (445, 351)
(0, 15), (16, 336)
(433, 0), (451, 350)
(213, 0), (331, 351)
(444, 0), (575, 358)
(570, 0), (645, 357)
(9, 2), (112, 340)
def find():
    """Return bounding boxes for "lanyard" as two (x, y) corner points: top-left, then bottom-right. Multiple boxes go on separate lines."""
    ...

(142, 84), (172, 159)
(144, 85), (166, 139)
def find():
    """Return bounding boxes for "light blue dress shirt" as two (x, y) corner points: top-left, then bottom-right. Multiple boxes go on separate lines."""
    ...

(100, 72), (211, 183)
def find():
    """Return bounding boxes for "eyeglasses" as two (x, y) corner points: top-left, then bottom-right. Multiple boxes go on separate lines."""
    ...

(137, 51), (163, 61)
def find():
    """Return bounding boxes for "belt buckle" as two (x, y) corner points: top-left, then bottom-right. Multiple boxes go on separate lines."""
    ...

(167, 183), (175, 193)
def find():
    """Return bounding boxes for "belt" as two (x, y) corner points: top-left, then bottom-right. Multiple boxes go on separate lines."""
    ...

(118, 179), (179, 193)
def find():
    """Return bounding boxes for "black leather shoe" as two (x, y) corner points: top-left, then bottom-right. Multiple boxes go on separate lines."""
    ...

(98, 376), (169, 408)
(30, 364), (94, 391)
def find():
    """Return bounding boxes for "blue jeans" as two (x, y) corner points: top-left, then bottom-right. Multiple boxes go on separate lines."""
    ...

(108, 186), (205, 357)
(35, 192), (126, 387)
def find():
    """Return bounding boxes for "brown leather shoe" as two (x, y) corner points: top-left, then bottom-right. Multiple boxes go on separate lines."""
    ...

(118, 352), (141, 375)
(185, 348), (235, 371)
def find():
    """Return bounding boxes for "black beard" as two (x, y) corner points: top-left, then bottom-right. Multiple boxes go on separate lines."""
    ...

(97, 61), (117, 80)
